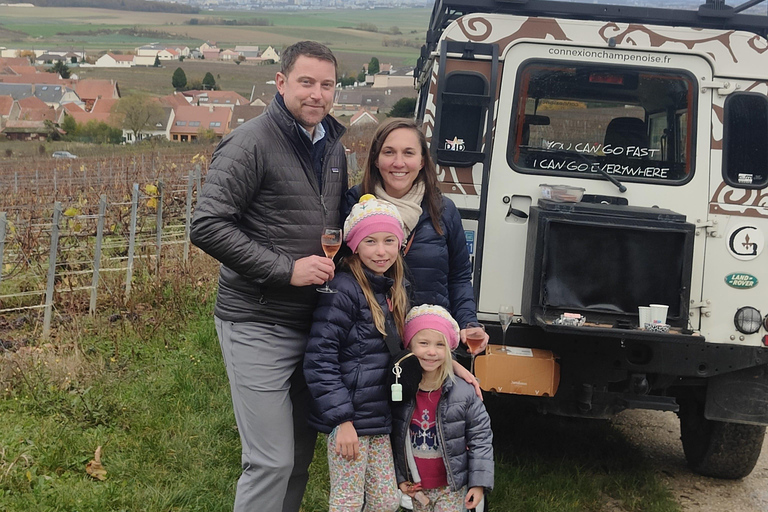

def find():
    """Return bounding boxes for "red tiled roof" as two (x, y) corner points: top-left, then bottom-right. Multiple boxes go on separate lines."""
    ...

(159, 92), (191, 109)
(0, 57), (32, 67)
(91, 97), (118, 114)
(108, 53), (134, 62)
(18, 106), (55, 122)
(75, 79), (119, 101)
(0, 95), (14, 116)
(191, 90), (250, 106)
(18, 96), (48, 109)
(0, 74), (71, 85)
(9, 65), (38, 75)
(170, 105), (231, 136)
(62, 102), (85, 113)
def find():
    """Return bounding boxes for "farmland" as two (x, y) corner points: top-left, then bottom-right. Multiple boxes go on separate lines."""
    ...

(0, 5), (430, 63)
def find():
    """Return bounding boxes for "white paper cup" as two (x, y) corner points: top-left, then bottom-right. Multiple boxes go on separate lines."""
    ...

(650, 304), (669, 325)
(638, 306), (651, 329)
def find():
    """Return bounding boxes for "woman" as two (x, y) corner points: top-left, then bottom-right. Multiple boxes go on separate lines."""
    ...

(345, 118), (489, 353)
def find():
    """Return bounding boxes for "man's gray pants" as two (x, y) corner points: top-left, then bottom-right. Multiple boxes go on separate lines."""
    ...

(215, 317), (317, 512)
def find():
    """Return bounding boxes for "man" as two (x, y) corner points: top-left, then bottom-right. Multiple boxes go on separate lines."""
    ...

(190, 41), (346, 512)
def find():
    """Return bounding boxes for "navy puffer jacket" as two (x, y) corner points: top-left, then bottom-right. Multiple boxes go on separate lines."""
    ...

(304, 269), (397, 435)
(391, 379), (494, 492)
(345, 185), (477, 328)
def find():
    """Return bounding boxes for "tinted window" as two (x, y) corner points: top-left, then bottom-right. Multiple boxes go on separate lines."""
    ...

(723, 93), (768, 188)
(508, 62), (695, 184)
(438, 72), (487, 153)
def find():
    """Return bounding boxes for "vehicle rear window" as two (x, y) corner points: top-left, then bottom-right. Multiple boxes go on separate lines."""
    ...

(508, 62), (695, 184)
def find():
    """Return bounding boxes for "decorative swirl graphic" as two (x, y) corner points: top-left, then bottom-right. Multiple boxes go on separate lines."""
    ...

(458, 16), (492, 42)
(748, 35), (768, 54)
(598, 24), (738, 63)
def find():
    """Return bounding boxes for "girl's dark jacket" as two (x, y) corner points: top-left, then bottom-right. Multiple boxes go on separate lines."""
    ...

(344, 185), (476, 329)
(304, 269), (401, 435)
(391, 378), (494, 492)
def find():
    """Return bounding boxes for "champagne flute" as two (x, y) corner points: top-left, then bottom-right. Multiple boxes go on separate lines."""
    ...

(465, 321), (485, 375)
(317, 227), (341, 294)
(499, 304), (514, 345)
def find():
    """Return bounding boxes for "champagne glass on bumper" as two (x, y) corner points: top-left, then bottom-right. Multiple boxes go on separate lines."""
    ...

(499, 304), (514, 345)
(317, 228), (341, 294)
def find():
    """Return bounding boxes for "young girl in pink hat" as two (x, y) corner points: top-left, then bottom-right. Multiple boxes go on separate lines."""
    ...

(304, 194), (408, 511)
(392, 304), (494, 512)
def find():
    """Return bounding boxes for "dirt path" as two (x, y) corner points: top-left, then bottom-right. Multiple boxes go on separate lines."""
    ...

(611, 410), (768, 512)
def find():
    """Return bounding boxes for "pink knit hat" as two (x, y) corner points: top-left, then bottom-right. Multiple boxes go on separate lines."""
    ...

(403, 304), (461, 350)
(344, 194), (404, 253)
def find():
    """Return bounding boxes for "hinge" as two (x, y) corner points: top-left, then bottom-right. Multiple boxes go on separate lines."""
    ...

(694, 218), (720, 238)
(700, 80), (740, 96)
(690, 299), (712, 317)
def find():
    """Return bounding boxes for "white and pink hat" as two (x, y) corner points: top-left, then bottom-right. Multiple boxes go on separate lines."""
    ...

(343, 194), (404, 253)
(403, 304), (461, 350)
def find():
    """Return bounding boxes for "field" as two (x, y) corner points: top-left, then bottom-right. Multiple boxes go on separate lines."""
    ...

(0, 5), (682, 511)
(0, 5), (429, 64)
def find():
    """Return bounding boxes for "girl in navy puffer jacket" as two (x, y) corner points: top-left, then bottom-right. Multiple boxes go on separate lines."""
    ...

(392, 305), (494, 512)
(305, 195), (409, 512)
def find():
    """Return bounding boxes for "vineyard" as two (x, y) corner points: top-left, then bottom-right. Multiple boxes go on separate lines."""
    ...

(0, 149), (213, 337)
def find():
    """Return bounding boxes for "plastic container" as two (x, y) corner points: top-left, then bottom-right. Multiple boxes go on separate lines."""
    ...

(539, 184), (585, 203)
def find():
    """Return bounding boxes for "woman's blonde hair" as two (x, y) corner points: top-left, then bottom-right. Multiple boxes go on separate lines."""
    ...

(346, 252), (408, 338)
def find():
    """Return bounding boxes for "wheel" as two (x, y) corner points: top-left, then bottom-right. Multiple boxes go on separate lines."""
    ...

(678, 393), (766, 479)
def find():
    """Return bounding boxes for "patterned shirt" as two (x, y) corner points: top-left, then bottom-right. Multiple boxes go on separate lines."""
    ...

(410, 389), (448, 489)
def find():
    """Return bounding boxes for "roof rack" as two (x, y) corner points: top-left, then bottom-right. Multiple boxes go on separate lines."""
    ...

(427, 0), (768, 48)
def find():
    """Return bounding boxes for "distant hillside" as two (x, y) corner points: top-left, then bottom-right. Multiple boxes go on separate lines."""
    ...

(6, 0), (198, 14)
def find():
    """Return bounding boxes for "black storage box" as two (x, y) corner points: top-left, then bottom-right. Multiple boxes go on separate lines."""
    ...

(522, 199), (695, 328)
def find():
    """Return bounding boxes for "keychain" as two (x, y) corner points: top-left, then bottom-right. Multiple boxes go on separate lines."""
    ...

(391, 364), (403, 402)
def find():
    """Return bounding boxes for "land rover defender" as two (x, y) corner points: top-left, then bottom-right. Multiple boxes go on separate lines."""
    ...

(415, 0), (768, 478)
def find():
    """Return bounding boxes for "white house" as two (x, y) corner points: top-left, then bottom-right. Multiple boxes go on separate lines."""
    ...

(260, 46), (280, 63)
(123, 106), (175, 144)
(93, 53), (135, 68)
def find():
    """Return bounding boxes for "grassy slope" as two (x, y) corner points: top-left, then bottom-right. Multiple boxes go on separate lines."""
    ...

(0, 256), (680, 512)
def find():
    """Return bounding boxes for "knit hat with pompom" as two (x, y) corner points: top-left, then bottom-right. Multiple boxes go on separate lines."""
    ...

(343, 194), (404, 253)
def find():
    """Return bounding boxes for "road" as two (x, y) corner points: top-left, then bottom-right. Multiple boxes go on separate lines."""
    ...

(611, 410), (768, 512)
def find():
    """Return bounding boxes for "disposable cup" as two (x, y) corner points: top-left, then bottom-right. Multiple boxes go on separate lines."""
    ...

(649, 304), (668, 325)
(638, 306), (651, 329)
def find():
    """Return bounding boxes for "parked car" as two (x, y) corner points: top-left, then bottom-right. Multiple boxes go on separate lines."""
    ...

(52, 151), (77, 159)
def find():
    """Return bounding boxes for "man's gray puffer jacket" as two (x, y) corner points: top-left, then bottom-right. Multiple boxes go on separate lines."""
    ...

(391, 378), (494, 493)
(190, 98), (347, 330)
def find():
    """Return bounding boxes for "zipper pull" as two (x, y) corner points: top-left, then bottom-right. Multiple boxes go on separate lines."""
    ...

(320, 194), (328, 218)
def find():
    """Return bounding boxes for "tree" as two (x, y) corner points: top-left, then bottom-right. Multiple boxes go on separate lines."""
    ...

(153, 55), (161, 67)
(196, 127), (217, 143)
(172, 67), (187, 90)
(51, 60), (71, 79)
(388, 97), (417, 118)
(368, 57), (380, 75)
(357, 70), (366, 83)
(115, 94), (165, 141)
(202, 72), (216, 90)
(60, 114), (77, 139)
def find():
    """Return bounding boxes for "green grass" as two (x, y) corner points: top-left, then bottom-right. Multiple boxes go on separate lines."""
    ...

(0, 257), (679, 512)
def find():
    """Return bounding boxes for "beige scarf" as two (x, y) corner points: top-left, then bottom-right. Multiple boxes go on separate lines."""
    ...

(374, 180), (425, 237)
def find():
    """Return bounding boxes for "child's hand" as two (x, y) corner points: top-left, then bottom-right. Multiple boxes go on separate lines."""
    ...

(398, 481), (422, 497)
(464, 486), (484, 510)
(335, 421), (359, 461)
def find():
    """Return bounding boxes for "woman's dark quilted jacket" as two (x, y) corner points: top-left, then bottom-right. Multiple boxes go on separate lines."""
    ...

(391, 378), (494, 492)
(304, 270), (397, 435)
(345, 185), (477, 328)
